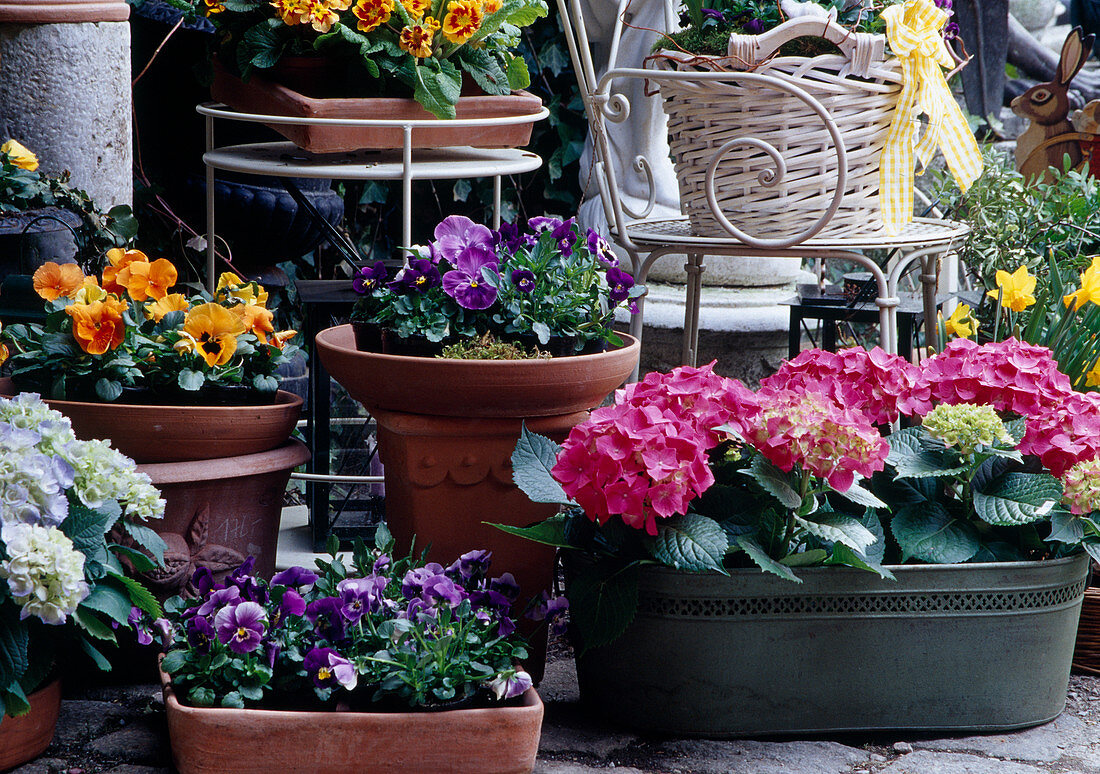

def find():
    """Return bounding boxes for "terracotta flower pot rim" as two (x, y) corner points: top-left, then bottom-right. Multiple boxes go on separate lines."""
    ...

(28, 386), (302, 413)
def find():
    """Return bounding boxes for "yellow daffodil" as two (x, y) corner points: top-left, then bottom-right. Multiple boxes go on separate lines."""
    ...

(32, 261), (84, 301)
(1064, 257), (1100, 311)
(985, 266), (1036, 312)
(178, 302), (247, 368)
(400, 17), (441, 57)
(442, 0), (482, 44)
(2, 139), (38, 171)
(1087, 361), (1100, 388)
(943, 303), (978, 339)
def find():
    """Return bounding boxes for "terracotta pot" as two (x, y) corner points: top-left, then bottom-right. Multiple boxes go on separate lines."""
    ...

(133, 440), (311, 597)
(0, 378), (302, 464)
(161, 666), (543, 774)
(316, 325), (640, 678)
(0, 680), (61, 771)
(0, 0), (128, 22)
(210, 62), (544, 153)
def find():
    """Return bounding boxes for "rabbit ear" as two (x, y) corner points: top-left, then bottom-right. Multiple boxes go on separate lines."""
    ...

(1056, 27), (1091, 86)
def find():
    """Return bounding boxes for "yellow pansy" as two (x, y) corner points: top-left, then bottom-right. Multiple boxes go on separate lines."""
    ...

(2, 140), (39, 171)
(943, 303), (978, 339)
(985, 266), (1036, 313)
(215, 272), (269, 308)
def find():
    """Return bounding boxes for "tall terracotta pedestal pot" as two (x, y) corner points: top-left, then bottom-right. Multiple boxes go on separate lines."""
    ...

(316, 325), (640, 680)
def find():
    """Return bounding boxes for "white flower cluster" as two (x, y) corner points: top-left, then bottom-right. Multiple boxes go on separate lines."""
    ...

(68, 439), (165, 522)
(0, 523), (89, 624)
(0, 422), (74, 527)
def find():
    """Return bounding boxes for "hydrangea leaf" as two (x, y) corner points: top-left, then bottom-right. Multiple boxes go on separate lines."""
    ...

(74, 608), (118, 643)
(742, 455), (801, 509)
(824, 543), (896, 580)
(972, 472), (1063, 526)
(511, 424), (572, 505)
(890, 504), (981, 563)
(652, 514), (728, 574)
(122, 520), (168, 566)
(108, 569), (163, 619)
(80, 584), (133, 626)
(887, 429), (968, 479)
(860, 509), (887, 565)
(0, 606), (29, 695)
(735, 535), (802, 583)
(61, 503), (116, 567)
(567, 562), (639, 654)
(795, 512), (876, 552)
(835, 479), (887, 510)
(1048, 511), (1086, 544)
(779, 548), (827, 567)
(489, 514), (571, 549)
(80, 637), (112, 671)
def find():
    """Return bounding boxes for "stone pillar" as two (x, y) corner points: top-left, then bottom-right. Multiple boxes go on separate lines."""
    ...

(0, 0), (132, 209)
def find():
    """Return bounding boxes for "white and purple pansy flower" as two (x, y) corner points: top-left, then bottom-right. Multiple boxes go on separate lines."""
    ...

(303, 647), (358, 691)
(389, 258), (441, 295)
(441, 249), (500, 310)
(336, 576), (388, 623)
(213, 600), (266, 654)
(586, 229), (618, 267)
(432, 215), (496, 265)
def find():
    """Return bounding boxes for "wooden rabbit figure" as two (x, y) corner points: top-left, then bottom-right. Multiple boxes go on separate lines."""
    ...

(1012, 27), (1095, 183)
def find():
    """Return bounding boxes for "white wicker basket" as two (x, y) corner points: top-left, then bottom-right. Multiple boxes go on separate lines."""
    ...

(651, 16), (904, 242)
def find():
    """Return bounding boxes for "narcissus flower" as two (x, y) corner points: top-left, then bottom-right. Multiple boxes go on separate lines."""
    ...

(116, 257), (178, 301)
(1, 139), (38, 171)
(943, 303), (978, 339)
(352, 0), (393, 31)
(64, 296), (129, 355)
(177, 302), (246, 367)
(1064, 256), (1100, 311)
(32, 261), (84, 301)
(271, 329), (298, 350)
(144, 293), (189, 322)
(986, 266), (1036, 312)
(400, 17), (441, 57)
(442, 0), (483, 43)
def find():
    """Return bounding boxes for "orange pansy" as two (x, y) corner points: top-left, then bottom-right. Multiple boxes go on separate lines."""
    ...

(64, 296), (129, 355)
(102, 248), (150, 295)
(116, 257), (178, 302)
(179, 302), (247, 368)
(270, 329), (298, 350)
(145, 293), (190, 322)
(32, 262), (85, 301)
(232, 303), (276, 343)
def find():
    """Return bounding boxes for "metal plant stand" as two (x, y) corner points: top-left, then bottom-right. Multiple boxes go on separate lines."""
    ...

(197, 102), (548, 548)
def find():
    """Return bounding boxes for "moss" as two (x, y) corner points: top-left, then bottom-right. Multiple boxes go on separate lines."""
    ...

(438, 333), (552, 360)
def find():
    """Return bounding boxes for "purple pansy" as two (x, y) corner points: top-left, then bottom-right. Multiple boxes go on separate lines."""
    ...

(510, 269), (536, 293)
(186, 615), (215, 655)
(701, 7), (723, 20)
(272, 588), (306, 627)
(743, 17), (765, 33)
(226, 558), (267, 603)
(446, 549), (492, 582)
(305, 596), (347, 642)
(214, 600), (266, 654)
(495, 222), (524, 253)
(190, 567), (216, 597)
(265, 641), (281, 670)
(487, 670), (532, 700)
(389, 258), (441, 295)
(586, 229), (618, 267)
(605, 266), (635, 303)
(527, 216), (563, 233)
(421, 574), (466, 609)
(272, 566), (319, 590)
(352, 262), (387, 295)
(196, 585), (241, 618)
(431, 215), (496, 265)
(336, 576), (388, 623)
(943, 20), (959, 38)
(129, 607), (153, 646)
(401, 563), (447, 599)
(441, 248), (499, 310)
(303, 647), (358, 691)
(372, 554), (391, 574)
(490, 573), (521, 603)
(550, 217), (576, 242)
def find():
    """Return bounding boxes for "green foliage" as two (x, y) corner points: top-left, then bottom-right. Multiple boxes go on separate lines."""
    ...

(651, 513), (729, 573)
(510, 424), (573, 506)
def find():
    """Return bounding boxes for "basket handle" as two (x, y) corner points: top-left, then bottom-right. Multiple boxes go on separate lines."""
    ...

(727, 16), (885, 78)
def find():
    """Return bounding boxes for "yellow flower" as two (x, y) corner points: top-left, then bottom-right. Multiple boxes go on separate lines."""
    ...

(353, 0), (393, 32)
(64, 296), (129, 355)
(481, 0), (501, 13)
(178, 303), (247, 368)
(145, 293), (190, 322)
(985, 265), (1036, 313)
(2, 140), (38, 171)
(116, 257), (178, 302)
(32, 262), (84, 301)
(270, 329), (298, 350)
(442, 0), (482, 44)
(203, 0), (225, 13)
(1087, 361), (1100, 388)
(74, 277), (108, 304)
(270, 0), (313, 25)
(1064, 257), (1100, 311)
(232, 302), (276, 343)
(400, 17), (441, 57)
(401, 0), (429, 18)
(215, 272), (269, 308)
(102, 248), (150, 296)
(0, 323), (7, 366)
(943, 303), (978, 339)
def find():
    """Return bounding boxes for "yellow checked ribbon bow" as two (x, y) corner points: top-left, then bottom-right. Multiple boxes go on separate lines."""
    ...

(879, 0), (982, 235)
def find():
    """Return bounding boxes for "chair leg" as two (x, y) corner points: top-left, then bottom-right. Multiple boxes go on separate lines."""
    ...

(682, 252), (705, 367)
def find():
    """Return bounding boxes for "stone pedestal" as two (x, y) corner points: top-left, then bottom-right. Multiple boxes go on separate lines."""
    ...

(0, 0), (132, 209)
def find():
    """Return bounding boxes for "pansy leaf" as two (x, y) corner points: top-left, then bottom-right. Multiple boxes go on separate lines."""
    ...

(824, 543), (896, 580)
(510, 425), (572, 505)
(890, 503), (981, 564)
(651, 514), (728, 574)
(795, 512), (877, 552)
(95, 378), (123, 402)
(735, 535), (802, 583)
(178, 369), (205, 392)
(742, 455), (801, 509)
(972, 472), (1062, 526)
(221, 691), (246, 709)
(566, 561), (639, 654)
(160, 649), (187, 675)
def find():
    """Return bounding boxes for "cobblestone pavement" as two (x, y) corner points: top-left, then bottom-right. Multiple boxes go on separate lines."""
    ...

(11, 657), (1100, 774)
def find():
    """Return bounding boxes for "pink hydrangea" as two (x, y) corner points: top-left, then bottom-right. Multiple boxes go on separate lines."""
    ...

(1019, 390), (1100, 477)
(615, 362), (761, 445)
(921, 338), (1072, 418)
(743, 388), (890, 492)
(551, 401), (714, 536)
(1061, 457), (1100, 515)
(760, 346), (931, 425)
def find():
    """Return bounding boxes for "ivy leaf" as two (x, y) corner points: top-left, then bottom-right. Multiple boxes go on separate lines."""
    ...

(1048, 510), (1087, 544)
(972, 472), (1062, 526)
(735, 535), (802, 583)
(651, 514), (728, 573)
(890, 503), (981, 563)
(741, 455), (801, 509)
(567, 562), (639, 654)
(795, 512), (877, 552)
(510, 424), (572, 505)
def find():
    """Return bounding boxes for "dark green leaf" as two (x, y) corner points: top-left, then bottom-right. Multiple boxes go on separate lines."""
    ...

(824, 544), (896, 580)
(859, 509), (887, 565)
(160, 649), (187, 675)
(834, 479), (887, 510)
(735, 535), (802, 583)
(779, 548), (827, 566)
(487, 514), (570, 548)
(887, 427), (967, 479)
(890, 504), (981, 563)
(80, 638), (112, 671)
(95, 378), (123, 402)
(1048, 511), (1087, 544)
(221, 691), (246, 709)
(0, 607), (28, 692)
(566, 562), (639, 653)
(742, 455), (801, 509)
(651, 514), (728, 573)
(972, 472), (1062, 526)
(795, 512), (877, 552)
(413, 62), (462, 120)
(108, 570), (163, 619)
(74, 608), (119, 642)
(457, 48), (510, 95)
(81, 584), (133, 625)
(122, 521), (167, 566)
(511, 425), (571, 505)
(61, 504), (114, 566)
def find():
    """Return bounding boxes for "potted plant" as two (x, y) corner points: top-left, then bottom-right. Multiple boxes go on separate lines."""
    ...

(0, 392), (165, 769)
(315, 214), (641, 677)
(0, 258), (310, 595)
(154, 525), (557, 774)
(648, 0), (979, 239)
(166, 0), (548, 150)
(507, 342), (1095, 736)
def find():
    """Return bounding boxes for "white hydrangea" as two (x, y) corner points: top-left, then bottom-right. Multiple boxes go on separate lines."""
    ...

(68, 439), (165, 522)
(0, 523), (89, 625)
(0, 423), (73, 527)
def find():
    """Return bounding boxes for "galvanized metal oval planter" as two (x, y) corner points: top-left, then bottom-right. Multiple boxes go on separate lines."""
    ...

(573, 554), (1090, 737)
